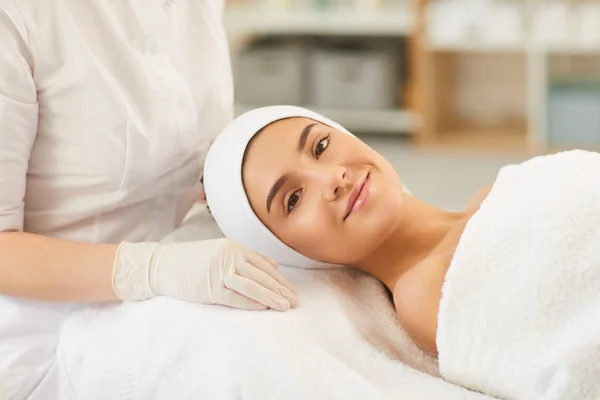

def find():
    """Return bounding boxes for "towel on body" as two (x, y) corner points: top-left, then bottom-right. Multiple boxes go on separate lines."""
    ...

(55, 210), (493, 400)
(437, 150), (600, 400)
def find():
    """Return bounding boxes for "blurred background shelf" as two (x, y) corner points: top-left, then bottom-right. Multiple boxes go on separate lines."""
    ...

(418, 125), (529, 153)
(417, 0), (600, 153)
(540, 45), (600, 55)
(426, 42), (527, 54)
(427, 41), (600, 55)
(235, 103), (419, 134)
(225, 0), (600, 154)
(225, 7), (414, 37)
(226, 1), (415, 136)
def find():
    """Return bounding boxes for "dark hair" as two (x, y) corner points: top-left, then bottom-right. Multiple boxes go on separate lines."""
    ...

(199, 174), (211, 214)
(241, 127), (265, 172)
(241, 126), (268, 190)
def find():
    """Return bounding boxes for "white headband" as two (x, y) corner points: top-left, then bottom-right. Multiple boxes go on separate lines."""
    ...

(203, 106), (349, 269)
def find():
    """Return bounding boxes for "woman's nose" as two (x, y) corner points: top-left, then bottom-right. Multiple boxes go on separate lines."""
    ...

(325, 166), (348, 201)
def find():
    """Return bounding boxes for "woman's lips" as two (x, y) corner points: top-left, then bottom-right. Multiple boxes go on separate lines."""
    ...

(344, 173), (371, 220)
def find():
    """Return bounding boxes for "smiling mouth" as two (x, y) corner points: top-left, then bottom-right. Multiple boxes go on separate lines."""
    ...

(344, 172), (370, 220)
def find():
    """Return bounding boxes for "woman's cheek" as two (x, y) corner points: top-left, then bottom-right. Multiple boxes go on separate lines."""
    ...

(294, 220), (342, 260)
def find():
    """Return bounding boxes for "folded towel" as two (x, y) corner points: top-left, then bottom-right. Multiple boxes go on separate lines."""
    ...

(437, 150), (600, 400)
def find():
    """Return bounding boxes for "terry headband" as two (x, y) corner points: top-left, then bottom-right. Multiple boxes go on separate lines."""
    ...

(203, 106), (348, 269)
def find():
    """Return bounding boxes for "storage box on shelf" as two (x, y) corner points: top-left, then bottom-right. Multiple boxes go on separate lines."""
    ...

(309, 48), (398, 110)
(233, 40), (414, 134)
(545, 52), (600, 149)
(235, 44), (308, 106)
(547, 80), (600, 148)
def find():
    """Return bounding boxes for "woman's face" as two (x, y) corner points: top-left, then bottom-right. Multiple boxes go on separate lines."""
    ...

(243, 117), (406, 265)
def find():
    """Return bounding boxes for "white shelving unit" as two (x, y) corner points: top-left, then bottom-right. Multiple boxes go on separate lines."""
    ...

(426, 41), (527, 54)
(235, 103), (419, 135)
(226, 1), (600, 148)
(224, 7), (414, 37)
(224, 3), (417, 135)
(420, 0), (600, 152)
(425, 45), (600, 151)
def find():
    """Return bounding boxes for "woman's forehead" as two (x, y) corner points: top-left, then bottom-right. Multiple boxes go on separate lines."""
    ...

(242, 118), (323, 189)
(247, 118), (322, 156)
(264, 117), (320, 134)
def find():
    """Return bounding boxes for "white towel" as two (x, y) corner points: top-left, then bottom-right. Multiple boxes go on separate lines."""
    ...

(55, 209), (493, 400)
(437, 150), (600, 400)
(57, 268), (495, 400)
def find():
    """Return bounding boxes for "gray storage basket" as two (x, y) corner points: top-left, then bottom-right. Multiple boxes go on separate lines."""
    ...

(548, 81), (600, 147)
(235, 44), (308, 106)
(308, 48), (398, 110)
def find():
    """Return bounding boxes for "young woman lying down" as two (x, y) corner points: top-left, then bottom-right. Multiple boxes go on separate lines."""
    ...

(204, 106), (600, 399)
(202, 106), (485, 355)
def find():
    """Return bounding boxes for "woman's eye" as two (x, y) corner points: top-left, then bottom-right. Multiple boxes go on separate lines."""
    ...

(287, 189), (302, 213)
(315, 135), (330, 159)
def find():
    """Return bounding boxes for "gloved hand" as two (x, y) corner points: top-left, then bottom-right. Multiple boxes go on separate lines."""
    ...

(112, 238), (298, 311)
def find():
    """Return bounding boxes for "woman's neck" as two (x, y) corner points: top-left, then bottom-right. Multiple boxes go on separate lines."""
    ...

(354, 195), (463, 291)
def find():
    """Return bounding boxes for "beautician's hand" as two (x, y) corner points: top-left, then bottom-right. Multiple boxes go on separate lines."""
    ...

(112, 238), (299, 311)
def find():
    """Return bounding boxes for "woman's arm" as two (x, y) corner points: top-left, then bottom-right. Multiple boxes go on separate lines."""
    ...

(0, 5), (117, 302)
(0, 4), (121, 303)
(0, 232), (119, 302)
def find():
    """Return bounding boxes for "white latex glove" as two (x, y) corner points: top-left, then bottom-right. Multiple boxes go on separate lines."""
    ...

(112, 238), (298, 311)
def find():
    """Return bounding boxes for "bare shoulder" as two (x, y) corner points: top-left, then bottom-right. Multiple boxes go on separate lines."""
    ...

(464, 185), (493, 214)
(393, 255), (450, 356)
(393, 186), (492, 355)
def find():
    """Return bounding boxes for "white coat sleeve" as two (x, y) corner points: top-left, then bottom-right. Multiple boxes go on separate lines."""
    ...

(0, 0), (38, 232)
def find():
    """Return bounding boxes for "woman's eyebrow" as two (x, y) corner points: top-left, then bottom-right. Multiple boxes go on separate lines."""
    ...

(297, 123), (317, 152)
(266, 175), (287, 213)
(265, 122), (318, 213)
